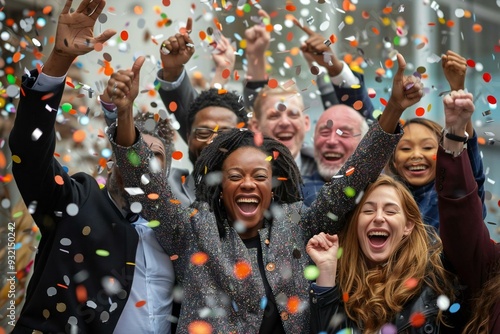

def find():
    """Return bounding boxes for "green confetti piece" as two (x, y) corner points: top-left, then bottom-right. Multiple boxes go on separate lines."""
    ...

(372, 109), (383, 119)
(147, 220), (160, 228)
(7, 74), (16, 84)
(344, 186), (356, 198)
(127, 150), (141, 167)
(13, 211), (24, 218)
(243, 3), (251, 13)
(326, 212), (338, 221)
(304, 265), (320, 280)
(61, 103), (72, 112)
(96, 249), (110, 257)
(336, 247), (343, 259)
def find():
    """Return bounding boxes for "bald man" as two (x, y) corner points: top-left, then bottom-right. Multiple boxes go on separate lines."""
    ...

(303, 105), (369, 206)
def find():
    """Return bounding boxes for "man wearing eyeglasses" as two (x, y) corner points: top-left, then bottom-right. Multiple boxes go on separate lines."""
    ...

(302, 104), (369, 206)
(169, 88), (247, 206)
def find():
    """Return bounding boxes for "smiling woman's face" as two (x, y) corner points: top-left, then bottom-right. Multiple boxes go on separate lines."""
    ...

(221, 146), (273, 239)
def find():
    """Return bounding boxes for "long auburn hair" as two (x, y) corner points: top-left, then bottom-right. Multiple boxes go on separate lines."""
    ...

(337, 175), (457, 331)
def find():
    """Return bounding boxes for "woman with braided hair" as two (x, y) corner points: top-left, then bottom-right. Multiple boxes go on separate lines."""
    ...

(109, 53), (423, 333)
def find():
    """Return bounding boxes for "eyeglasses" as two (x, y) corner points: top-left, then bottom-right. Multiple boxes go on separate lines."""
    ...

(192, 127), (233, 142)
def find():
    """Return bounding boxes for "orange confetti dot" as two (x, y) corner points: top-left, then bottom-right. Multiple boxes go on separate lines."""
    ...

(343, 53), (353, 64)
(236, 122), (245, 129)
(234, 70), (240, 81)
(352, 100), (363, 111)
(382, 7), (393, 14)
(265, 24), (273, 33)
(0, 151), (6, 169)
(148, 193), (160, 200)
(181, 175), (186, 184)
(41, 92), (54, 101)
(199, 31), (207, 40)
(135, 300), (146, 307)
(345, 166), (355, 176)
(170, 254), (179, 261)
(167, 101), (177, 112)
(342, 292), (349, 302)
(415, 107), (425, 117)
(277, 177), (288, 181)
(273, 151), (280, 160)
(162, 0), (171, 6)
(385, 59), (394, 69)
(286, 32), (294, 42)
(170, 199), (181, 205)
(104, 67), (114, 76)
(410, 312), (426, 327)
(222, 68), (230, 79)
(191, 252), (209, 266)
(120, 30), (129, 41)
(133, 5), (143, 15)
(371, 27), (380, 35)
(13, 52), (22, 63)
(187, 321), (213, 334)
(446, 20), (455, 28)
(380, 98), (388, 106)
(218, 89), (227, 94)
(234, 260), (252, 280)
(268, 78), (278, 89)
(477, 137), (486, 145)
(349, 40), (358, 47)
(72, 129), (86, 143)
(172, 151), (183, 160)
(42, 5), (53, 15)
(287, 296), (300, 314)
(405, 277), (419, 289)
(94, 43), (103, 52)
(285, 4), (296, 11)
(76, 285), (87, 303)
(472, 23), (483, 33)
(55, 175), (64, 185)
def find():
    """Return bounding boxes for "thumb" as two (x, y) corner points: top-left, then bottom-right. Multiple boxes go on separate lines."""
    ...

(94, 29), (117, 44)
(131, 56), (145, 82)
(395, 53), (406, 80)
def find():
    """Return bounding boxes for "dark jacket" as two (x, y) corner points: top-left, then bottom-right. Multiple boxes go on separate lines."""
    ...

(437, 146), (500, 333)
(9, 71), (138, 333)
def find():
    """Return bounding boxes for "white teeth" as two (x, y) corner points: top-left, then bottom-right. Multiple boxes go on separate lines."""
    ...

(368, 231), (389, 237)
(324, 152), (343, 158)
(236, 198), (259, 204)
(408, 165), (427, 171)
(277, 133), (293, 140)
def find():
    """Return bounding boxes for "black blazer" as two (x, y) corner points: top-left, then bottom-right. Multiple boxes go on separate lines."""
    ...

(9, 71), (139, 333)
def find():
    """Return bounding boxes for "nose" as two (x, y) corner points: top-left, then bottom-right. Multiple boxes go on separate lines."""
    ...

(240, 175), (256, 190)
(373, 209), (386, 224)
(326, 130), (340, 145)
(277, 113), (292, 127)
(410, 148), (424, 161)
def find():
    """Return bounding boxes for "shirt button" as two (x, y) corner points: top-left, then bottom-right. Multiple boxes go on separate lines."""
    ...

(280, 311), (289, 321)
(266, 262), (276, 271)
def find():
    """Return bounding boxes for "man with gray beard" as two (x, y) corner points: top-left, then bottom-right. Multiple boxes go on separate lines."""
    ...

(302, 105), (369, 206)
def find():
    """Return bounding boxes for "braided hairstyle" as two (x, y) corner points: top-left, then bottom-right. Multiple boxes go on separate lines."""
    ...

(186, 88), (248, 134)
(193, 128), (303, 237)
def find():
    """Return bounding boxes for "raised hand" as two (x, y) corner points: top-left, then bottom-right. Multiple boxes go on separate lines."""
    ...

(244, 9), (271, 81)
(388, 53), (423, 112)
(306, 232), (339, 287)
(44, 0), (116, 76)
(211, 31), (235, 87)
(110, 56), (145, 147)
(442, 50), (467, 91)
(160, 18), (194, 81)
(293, 17), (343, 76)
(443, 90), (474, 132)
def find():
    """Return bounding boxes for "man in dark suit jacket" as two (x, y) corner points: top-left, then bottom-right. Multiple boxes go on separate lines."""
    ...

(9, 1), (174, 332)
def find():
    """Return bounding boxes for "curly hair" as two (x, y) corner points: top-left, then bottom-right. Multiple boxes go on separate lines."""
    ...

(186, 88), (248, 134)
(193, 128), (302, 237)
(388, 118), (442, 179)
(337, 175), (457, 331)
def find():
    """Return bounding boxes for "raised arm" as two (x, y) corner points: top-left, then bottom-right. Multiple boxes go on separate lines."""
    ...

(437, 90), (498, 295)
(210, 31), (236, 88)
(442, 50), (486, 217)
(293, 18), (374, 121)
(9, 0), (115, 230)
(301, 53), (423, 236)
(157, 18), (197, 143)
(243, 9), (271, 108)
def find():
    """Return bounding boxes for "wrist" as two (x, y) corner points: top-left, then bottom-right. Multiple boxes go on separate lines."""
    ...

(327, 60), (344, 77)
(42, 52), (76, 77)
(162, 66), (184, 82)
